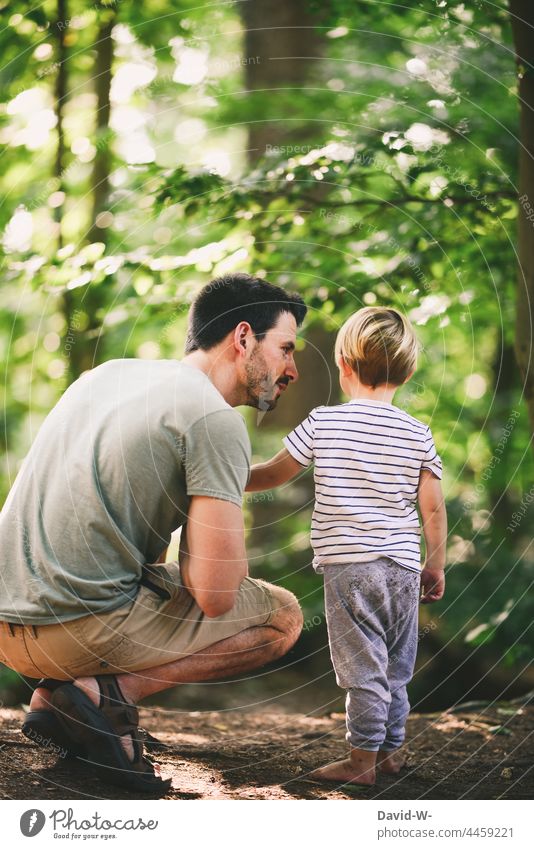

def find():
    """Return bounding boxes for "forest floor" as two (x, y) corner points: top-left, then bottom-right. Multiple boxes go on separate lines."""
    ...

(0, 699), (532, 800)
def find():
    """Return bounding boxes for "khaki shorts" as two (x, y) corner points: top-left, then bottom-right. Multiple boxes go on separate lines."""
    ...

(0, 563), (279, 680)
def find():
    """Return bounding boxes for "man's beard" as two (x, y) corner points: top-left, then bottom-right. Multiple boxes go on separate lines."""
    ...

(244, 346), (286, 411)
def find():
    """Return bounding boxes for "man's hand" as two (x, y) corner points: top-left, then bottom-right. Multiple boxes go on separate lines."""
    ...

(420, 566), (445, 603)
(180, 496), (248, 618)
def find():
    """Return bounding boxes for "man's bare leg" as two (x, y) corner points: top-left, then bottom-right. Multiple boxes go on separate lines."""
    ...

(31, 588), (302, 761)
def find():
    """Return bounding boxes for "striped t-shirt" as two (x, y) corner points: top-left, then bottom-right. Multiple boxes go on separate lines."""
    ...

(283, 399), (442, 574)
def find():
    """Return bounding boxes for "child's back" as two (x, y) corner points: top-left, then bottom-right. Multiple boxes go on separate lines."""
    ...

(284, 398), (442, 573)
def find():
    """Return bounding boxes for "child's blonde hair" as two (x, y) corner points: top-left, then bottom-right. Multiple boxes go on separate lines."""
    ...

(335, 306), (419, 388)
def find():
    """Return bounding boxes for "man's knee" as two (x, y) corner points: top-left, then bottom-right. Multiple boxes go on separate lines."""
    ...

(267, 584), (303, 650)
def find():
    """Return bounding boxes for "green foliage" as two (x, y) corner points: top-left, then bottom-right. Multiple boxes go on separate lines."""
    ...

(0, 0), (532, 704)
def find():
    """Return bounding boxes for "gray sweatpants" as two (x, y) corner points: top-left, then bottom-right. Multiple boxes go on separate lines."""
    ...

(323, 557), (421, 752)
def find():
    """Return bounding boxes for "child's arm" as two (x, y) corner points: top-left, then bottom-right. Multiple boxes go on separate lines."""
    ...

(246, 447), (304, 492)
(418, 469), (447, 603)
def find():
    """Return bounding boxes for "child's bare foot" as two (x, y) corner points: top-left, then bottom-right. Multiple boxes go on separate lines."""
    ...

(309, 748), (377, 785)
(377, 748), (407, 774)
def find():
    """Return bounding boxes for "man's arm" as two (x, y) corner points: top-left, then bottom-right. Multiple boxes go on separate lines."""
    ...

(179, 496), (248, 618)
(246, 447), (304, 491)
(418, 469), (447, 603)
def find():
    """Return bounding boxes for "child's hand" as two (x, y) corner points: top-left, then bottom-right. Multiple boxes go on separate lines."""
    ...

(246, 448), (304, 491)
(420, 566), (445, 603)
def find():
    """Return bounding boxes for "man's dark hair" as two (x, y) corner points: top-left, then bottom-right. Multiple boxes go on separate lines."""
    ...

(185, 273), (307, 352)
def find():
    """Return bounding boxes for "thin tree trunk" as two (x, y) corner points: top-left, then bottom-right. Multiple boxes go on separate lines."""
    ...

(53, 0), (67, 251)
(509, 1), (534, 438)
(88, 6), (115, 243)
(63, 5), (116, 382)
(53, 0), (80, 387)
(487, 336), (518, 528)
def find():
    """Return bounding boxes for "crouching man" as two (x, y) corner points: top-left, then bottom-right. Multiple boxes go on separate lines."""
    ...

(0, 273), (306, 795)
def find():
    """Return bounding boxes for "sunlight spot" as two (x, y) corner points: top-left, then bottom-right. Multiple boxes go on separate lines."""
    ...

(465, 373), (486, 399)
(8, 87), (47, 115)
(137, 341), (161, 359)
(409, 294), (450, 325)
(429, 176), (448, 197)
(113, 23), (136, 45)
(111, 62), (157, 103)
(327, 78), (345, 91)
(6, 89), (57, 149)
(154, 227), (172, 245)
(172, 45), (208, 85)
(48, 359), (66, 379)
(71, 137), (91, 155)
(322, 142), (354, 161)
(202, 150), (231, 176)
(174, 118), (207, 144)
(406, 58), (427, 76)
(34, 43), (53, 61)
(405, 123), (450, 151)
(95, 211), (114, 229)
(119, 133), (155, 164)
(327, 26), (349, 38)
(3, 207), (33, 252)
(214, 247), (249, 275)
(111, 106), (148, 134)
(43, 332), (60, 352)
(48, 191), (65, 209)
(405, 123), (434, 150)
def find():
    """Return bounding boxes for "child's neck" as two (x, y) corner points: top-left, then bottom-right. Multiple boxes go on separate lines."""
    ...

(345, 379), (398, 405)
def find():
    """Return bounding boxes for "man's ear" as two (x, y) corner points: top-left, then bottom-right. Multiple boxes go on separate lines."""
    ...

(233, 321), (254, 355)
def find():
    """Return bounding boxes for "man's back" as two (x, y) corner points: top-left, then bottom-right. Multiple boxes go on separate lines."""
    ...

(0, 359), (250, 624)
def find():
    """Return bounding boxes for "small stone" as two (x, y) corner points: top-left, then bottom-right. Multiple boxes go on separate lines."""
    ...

(500, 767), (513, 780)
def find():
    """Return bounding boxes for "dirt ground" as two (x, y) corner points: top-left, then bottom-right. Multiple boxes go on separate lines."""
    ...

(0, 699), (532, 800)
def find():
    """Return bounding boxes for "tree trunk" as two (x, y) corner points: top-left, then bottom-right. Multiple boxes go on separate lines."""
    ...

(239, 0), (323, 162)
(64, 5), (116, 383)
(53, 0), (80, 387)
(53, 0), (67, 251)
(487, 336), (518, 528)
(88, 6), (115, 243)
(239, 0), (337, 432)
(509, 1), (534, 437)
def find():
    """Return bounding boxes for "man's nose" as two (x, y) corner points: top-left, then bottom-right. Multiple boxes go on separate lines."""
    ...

(286, 356), (298, 382)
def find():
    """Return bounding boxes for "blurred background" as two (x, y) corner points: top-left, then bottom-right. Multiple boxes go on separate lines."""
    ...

(1, 0), (533, 717)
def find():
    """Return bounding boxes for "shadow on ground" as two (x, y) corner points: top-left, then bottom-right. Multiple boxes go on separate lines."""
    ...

(0, 698), (533, 800)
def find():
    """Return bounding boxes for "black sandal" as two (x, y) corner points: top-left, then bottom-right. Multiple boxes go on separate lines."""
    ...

(22, 678), (167, 758)
(51, 676), (172, 795)
(22, 678), (85, 759)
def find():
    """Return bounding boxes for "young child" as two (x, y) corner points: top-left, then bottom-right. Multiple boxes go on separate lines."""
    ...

(246, 306), (447, 785)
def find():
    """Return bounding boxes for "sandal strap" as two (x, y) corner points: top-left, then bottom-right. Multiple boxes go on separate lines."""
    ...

(94, 675), (140, 737)
(94, 678), (161, 781)
(36, 678), (70, 690)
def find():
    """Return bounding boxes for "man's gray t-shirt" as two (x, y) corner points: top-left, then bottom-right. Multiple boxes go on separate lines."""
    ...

(0, 359), (251, 624)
